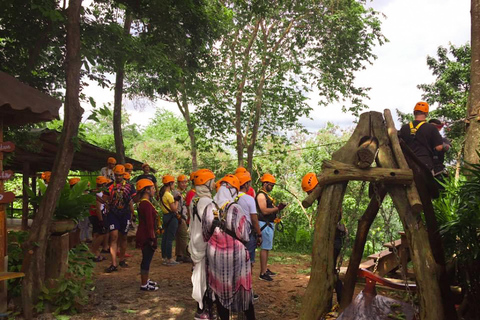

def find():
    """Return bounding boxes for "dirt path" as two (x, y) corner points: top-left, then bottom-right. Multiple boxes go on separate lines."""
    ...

(72, 245), (314, 320)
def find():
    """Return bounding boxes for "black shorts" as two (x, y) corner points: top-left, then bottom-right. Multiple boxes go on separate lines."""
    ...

(107, 211), (130, 235)
(89, 216), (107, 234)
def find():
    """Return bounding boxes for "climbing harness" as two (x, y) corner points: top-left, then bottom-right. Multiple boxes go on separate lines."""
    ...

(409, 121), (426, 136)
(209, 201), (248, 246)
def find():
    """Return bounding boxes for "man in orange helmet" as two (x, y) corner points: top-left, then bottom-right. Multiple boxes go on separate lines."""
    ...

(174, 174), (192, 263)
(101, 157), (117, 181)
(136, 163), (159, 197)
(399, 102), (448, 171)
(235, 167), (256, 197)
(255, 173), (287, 281)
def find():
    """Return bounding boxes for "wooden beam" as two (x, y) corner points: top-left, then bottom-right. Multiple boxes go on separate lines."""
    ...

(340, 184), (386, 311)
(383, 109), (423, 213)
(22, 162), (29, 231)
(301, 184), (323, 208)
(319, 160), (413, 186)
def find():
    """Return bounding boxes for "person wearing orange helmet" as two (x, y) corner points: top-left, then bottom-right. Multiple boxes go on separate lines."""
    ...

(105, 164), (136, 273)
(136, 163), (159, 197)
(101, 157), (117, 181)
(159, 175), (180, 266)
(135, 179), (159, 291)
(41, 171), (52, 185)
(185, 172), (197, 225)
(428, 119), (451, 183)
(124, 163), (133, 174)
(301, 172), (319, 194)
(174, 174), (192, 263)
(89, 176), (111, 262)
(202, 175), (255, 319)
(189, 169), (215, 320)
(235, 167), (256, 197)
(255, 173), (287, 281)
(399, 102), (447, 171)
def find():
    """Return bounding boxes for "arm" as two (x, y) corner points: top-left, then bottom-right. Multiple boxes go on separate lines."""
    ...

(96, 201), (103, 221)
(250, 214), (261, 236)
(129, 200), (135, 219)
(257, 193), (279, 215)
(145, 203), (156, 240)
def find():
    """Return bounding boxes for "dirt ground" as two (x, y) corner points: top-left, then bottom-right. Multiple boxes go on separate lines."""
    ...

(69, 243), (324, 320)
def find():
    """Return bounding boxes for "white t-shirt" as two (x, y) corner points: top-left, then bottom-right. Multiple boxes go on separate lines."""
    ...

(236, 192), (257, 223)
(96, 191), (105, 214)
(100, 167), (114, 181)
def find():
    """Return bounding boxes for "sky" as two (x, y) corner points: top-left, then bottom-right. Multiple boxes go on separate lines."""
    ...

(80, 0), (471, 132)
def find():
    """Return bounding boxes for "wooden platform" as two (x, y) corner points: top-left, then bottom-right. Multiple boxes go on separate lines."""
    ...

(0, 272), (24, 281)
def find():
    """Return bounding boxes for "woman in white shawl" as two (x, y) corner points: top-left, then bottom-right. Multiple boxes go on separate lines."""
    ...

(202, 174), (255, 320)
(189, 169), (216, 320)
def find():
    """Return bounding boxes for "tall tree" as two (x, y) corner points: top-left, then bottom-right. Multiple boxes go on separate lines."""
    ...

(465, 0), (480, 165)
(198, 0), (385, 171)
(417, 44), (470, 173)
(21, 0), (84, 317)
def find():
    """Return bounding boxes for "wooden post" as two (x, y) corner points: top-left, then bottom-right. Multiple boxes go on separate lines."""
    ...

(356, 137), (378, 168)
(300, 113), (371, 320)
(22, 162), (30, 231)
(340, 185), (386, 311)
(383, 109), (423, 214)
(371, 111), (445, 320)
(0, 118), (6, 313)
(31, 175), (37, 217)
(45, 233), (69, 280)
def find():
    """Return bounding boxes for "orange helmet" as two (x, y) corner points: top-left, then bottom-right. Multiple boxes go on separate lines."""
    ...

(113, 164), (125, 175)
(124, 163), (133, 170)
(302, 172), (318, 192)
(221, 174), (240, 191)
(235, 172), (252, 186)
(190, 171), (196, 181)
(124, 172), (131, 180)
(41, 171), (51, 183)
(194, 169), (215, 186)
(215, 178), (223, 192)
(162, 175), (175, 184)
(414, 101), (429, 113)
(177, 174), (188, 182)
(107, 157), (117, 164)
(235, 167), (249, 175)
(260, 173), (276, 184)
(136, 178), (154, 191)
(96, 176), (111, 185)
(69, 177), (80, 186)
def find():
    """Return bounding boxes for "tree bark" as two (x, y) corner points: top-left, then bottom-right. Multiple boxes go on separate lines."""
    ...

(176, 79), (198, 171)
(22, 162), (30, 231)
(464, 0), (480, 165)
(339, 186), (386, 311)
(20, 0), (83, 318)
(299, 113), (371, 319)
(113, 11), (132, 164)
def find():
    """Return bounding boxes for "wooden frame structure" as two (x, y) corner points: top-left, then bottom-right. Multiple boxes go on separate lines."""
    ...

(299, 110), (457, 320)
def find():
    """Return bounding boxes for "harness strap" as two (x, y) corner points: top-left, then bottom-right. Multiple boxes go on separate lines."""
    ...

(260, 222), (273, 231)
(208, 201), (248, 246)
(409, 121), (426, 136)
(192, 198), (201, 222)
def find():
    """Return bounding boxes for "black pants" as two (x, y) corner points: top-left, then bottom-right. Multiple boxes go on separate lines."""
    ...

(215, 295), (255, 320)
(140, 245), (155, 275)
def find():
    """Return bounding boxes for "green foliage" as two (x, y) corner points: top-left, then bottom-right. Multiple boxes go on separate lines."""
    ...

(26, 180), (95, 222)
(417, 43), (471, 162)
(35, 244), (95, 315)
(7, 231), (29, 299)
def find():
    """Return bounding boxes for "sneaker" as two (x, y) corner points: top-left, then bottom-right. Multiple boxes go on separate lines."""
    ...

(167, 260), (180, 266)
(176, 256), (184, 263)
(259, 273), (273, 282)
(253, 293), (259, 301)
(266, 269), (277, 277)
(105, 265), (118, 273)
(194, 310), (212, 320)
(93, 256), (106, 262)
(183, 256), (193, 263)
(147, 279), (158, 286)
(140, 284), (159, 291)
(119, 260), (128, 268)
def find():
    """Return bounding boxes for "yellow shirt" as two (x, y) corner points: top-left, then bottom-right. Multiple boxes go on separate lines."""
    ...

(161, 191), (174, 214)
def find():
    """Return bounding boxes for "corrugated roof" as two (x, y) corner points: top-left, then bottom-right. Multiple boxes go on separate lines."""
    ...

(0, 72), (61, 126)
(4, 129), (143, 173)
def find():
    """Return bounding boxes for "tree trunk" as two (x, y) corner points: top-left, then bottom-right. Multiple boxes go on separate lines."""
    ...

(465, 0), (480, 165)
(113, 11), (132, 164)
(176, 79), (198, 171)
(339, 186), (386, 311)
(300, 113), (371, 319)
(20, 0), (83, 318)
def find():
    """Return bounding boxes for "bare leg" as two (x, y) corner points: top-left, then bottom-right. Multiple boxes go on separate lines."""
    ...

(109, 230), (119, 266)
(102, 232), (110, 251)
(141, 274), (148, 286)
(260, 249), (269, 274)
(91, 233), (104, 256)
(118, 233), (127, 262)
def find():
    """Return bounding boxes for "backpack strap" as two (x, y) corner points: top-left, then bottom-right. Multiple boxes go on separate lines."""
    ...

(208, 201), (247, 246)
(192, 197), (201, 222)
(409, 121), (426, 136)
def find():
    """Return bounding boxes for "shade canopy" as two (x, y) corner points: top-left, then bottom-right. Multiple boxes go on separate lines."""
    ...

(0, 72), (61, 126)
(4, 129), (143, 173)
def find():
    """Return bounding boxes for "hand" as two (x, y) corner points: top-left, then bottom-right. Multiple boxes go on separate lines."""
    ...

(100, 225), (107, 234)
(277, 203), (287, 211)
(256, 234), (263, 246)
(443, 143), (450, 151)
(174, 195), (182, 202)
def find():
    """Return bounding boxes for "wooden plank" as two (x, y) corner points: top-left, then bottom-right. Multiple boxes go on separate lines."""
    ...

(383, 239), (402, 249)
(0, 142), (15, 153)
(359, 260), (375, 269)
(0, 272), (25, 281)
(368, 249), (392, 260)
(0, 192), (15, 204)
